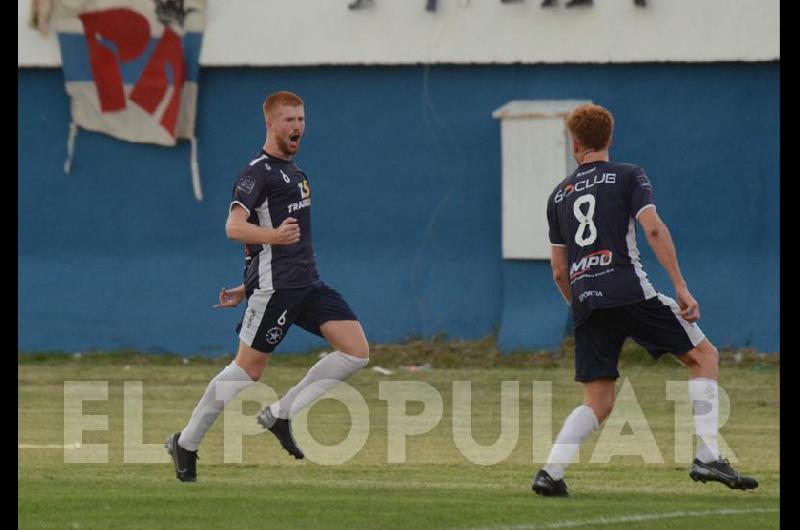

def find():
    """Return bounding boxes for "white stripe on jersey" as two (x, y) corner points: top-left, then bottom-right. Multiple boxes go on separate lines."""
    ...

(656, 293), (706, 347)
(255, 193), (274, 291)
(626, 217), (657, 299)
(635, 203), (656, 220)
(239, 289), (274, 347)
(230, 200), (251, 216)
(249, 154), (268, 166)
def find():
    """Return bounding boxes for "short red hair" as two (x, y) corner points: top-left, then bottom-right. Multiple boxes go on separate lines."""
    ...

(263, 91), (304, 120)
(567, 103), (614, 150)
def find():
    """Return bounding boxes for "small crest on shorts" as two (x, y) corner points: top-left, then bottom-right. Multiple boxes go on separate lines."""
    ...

(266, 327), (283, 345)
(237, 175), (256, 194)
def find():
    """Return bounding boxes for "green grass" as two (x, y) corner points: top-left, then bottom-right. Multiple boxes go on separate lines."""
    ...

(19, 341), (779, 529)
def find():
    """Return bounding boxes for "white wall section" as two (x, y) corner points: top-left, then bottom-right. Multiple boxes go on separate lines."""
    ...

(19, 0), (779, 67)
(494, 100), (588, 260)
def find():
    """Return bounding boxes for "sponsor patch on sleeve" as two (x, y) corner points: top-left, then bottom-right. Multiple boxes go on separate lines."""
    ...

(237, 175), (256, 194)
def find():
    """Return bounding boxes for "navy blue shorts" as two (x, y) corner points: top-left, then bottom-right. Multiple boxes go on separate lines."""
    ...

(236, 281), (358, 354)
(573, 294), (705, 382)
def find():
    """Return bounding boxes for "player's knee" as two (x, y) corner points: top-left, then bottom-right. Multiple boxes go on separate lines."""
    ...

(683, 342), (719, 379)
(235, 360), (265, 381)
(234, 349), (270, 381)
(344, 338), (369, 359)
(245, 365), (265, 381)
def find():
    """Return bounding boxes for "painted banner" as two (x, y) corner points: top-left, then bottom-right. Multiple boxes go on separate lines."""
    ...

(51, 0), (206, 200)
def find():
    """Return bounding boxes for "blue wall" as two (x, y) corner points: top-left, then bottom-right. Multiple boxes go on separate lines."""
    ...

(18, 63), (780, 354)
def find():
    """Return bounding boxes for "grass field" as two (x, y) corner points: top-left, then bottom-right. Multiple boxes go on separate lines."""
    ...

(18, 341), (779, 529)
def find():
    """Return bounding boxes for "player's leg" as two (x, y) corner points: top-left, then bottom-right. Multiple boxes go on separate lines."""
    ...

(166, 341), (265, 482)
(167, 288), (292, 479)
(234, 341), (273, 380)
(264, 283), (368, 420)
(320, 319), (369, 358)
(265, 319), (368, 414)
(628, 295), (757, 489)
(536, 378), (614, 493)
(677, 340), (758, 489)
(178, 341), (270, 450)
(268, 319), (369, 415)
(257, 284), (368, 458)
(677, 339), (721, 462)
(533, 309), (625, 496)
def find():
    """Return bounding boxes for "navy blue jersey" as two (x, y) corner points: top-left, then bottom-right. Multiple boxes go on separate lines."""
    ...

(231, 151), (319, 292)
(546, 161), (657, 326)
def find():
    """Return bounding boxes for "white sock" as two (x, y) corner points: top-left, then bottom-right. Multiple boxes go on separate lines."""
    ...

(178, 361), (254, 451)
(688, 377), (720, 463)
(269, 351), (368, 419)
(542, 405), (599, 480)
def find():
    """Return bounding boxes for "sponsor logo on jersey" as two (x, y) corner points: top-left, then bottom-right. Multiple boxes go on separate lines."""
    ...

(299, 179), (310, 199)
(554, 172), (617, 203)
(578, 290), (604, 302)
(287, 178), (312, 213)
(570, 249), (613, 281)
(237, 175), (256, 194)
(288, 198), (311, 214)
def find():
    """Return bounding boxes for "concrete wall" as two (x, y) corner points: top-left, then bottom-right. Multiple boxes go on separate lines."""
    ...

(18, 63), (779, 354)
(19, 0), (780, 66)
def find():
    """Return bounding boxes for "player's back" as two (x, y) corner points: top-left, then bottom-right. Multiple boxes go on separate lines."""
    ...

(546, 160), (657, 325)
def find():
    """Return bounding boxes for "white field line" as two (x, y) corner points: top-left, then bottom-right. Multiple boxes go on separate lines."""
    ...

(18, 443), (82, 449)
(454, 508), (780, 530)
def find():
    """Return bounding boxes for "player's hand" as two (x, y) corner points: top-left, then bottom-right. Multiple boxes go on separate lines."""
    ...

(214, 285), (246, 308)
(272, 217), (301, 245)
(675, 285), (700, 323)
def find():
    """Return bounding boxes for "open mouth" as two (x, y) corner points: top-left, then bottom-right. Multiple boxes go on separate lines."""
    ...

(289, 134), (301, 143)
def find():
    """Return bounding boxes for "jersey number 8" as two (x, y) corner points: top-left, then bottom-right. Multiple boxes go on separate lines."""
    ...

(573, 194), (598, 247)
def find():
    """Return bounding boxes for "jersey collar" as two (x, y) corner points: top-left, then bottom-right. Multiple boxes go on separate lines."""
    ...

(262, 150), (292, 164)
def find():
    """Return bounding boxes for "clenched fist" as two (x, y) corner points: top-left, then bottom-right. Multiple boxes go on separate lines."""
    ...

(272, 217), (301, 245)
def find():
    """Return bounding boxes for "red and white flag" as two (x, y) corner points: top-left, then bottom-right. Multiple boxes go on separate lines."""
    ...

(52, 0), (206, 200)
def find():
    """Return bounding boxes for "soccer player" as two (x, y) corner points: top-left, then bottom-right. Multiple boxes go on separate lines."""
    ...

(532, 103), (758, 496)
(166, 91), (370, 482)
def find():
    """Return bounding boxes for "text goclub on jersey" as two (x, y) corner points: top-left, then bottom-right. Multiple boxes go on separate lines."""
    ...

(546, 160), (658, 326)
(230, 150), (319, 293)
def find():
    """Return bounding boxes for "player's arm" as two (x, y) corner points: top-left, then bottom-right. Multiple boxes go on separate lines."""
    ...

(637, 207), (700, 322)
(546, 191), (571, 306)
(225, 204), (300, 245)
(550, 245), (571, 306)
